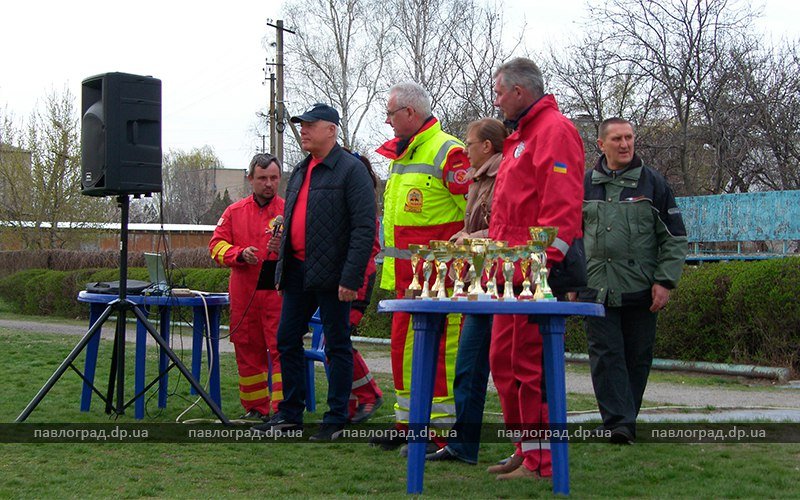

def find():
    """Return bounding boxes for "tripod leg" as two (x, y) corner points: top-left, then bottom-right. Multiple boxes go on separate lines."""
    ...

(158, 306), (171, 408)
(105, 310), (128, 415)
(16, 304), (115, 422)
(131, 305), (231, 425)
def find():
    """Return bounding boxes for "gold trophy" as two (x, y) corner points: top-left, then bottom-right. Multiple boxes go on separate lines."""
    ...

(429, 240), (452, 300)
(483, 241), (506, 299)
(499, 246), (517, 301)
(450, 244), (470, 298)
(516, 241), (541, 300)
(528, 226), (559, 301)
(417, 246), (437, 299)
(406, 244), (426, 298)
(428, 240), (450, 297)
(465, 238), (490, 298)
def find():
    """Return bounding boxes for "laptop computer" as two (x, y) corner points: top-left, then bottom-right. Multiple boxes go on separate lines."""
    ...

(144, 252), (171, 295)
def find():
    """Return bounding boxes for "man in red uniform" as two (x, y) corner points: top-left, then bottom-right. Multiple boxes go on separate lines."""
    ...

(488, 58), (585, 480)
(209, 153), (285, 421)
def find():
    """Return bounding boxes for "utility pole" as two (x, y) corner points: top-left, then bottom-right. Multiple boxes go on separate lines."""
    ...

(268, 72), (276, 153)
(266, 19), (295, 170)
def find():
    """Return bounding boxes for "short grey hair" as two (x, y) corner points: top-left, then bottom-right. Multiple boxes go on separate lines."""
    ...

(494, 57), (545, 98)
(389, 81), (432, 116)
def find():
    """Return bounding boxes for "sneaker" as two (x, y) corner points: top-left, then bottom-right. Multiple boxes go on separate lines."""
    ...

(238, 409), (268, 422)
(399, 442), (439, 457)
(309, 423), (346, 441)
(251, 413), (303, 436)
(369, 432), (406, 450)
(351, 397), (383, 424)
(425, 446), (476, 465)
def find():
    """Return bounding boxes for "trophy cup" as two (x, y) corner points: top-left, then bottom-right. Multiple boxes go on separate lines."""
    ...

(483, 241), (506, 298)
(406, 244), (426, 298)
(416, 246), (437, 299)
(429, 240), (451, 299)
(465, 238), (489, 298)
(450, 244), (470, 298)
(528, 227), (559, 301)
(516, 241), (541, 300)
(428, 240), (450, 298)
(499, 246), (517, 301)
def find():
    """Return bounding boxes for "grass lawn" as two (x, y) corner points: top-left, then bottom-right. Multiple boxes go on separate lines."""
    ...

(1, 326), (799, 498)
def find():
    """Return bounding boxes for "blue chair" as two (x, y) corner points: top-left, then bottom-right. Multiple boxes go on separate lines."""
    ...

(304, 308), (329, 412)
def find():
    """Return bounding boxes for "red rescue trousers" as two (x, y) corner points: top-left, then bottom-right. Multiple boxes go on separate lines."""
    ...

(490, 314), (552, 477)
(232, 290), (282, 415)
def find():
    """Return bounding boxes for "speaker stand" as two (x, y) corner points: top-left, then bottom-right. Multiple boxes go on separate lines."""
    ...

(16, 195), (230, 425)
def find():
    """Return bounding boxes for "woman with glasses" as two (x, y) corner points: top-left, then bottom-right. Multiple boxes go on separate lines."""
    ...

(427, 117), (508, 464)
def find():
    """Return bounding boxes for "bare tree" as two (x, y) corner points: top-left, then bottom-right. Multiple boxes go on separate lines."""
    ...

(740, 41), (800, 191)
(0, 90), (115, 249)
(583, 0), (757, 195)
(282, 0), (394, 154)
(280, 0), (518, 156)
(153, 146), (224, 224)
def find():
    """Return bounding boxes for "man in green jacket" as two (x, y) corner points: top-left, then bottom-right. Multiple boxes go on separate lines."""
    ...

(580, 117), (687, 444)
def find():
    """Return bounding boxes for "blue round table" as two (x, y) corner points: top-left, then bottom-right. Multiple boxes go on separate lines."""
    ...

(77, 291), (230, 419)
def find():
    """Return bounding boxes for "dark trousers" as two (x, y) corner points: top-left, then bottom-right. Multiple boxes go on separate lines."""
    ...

(276, 258), (353, 424)
(585, 306), (657, 437)
(447, 314), (493, 464)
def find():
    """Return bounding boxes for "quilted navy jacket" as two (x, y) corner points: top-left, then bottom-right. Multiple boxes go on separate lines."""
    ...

(276, 143), (377, 292)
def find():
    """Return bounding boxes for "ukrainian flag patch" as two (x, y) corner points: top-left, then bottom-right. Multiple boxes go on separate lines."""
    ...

(553, 162), (567, 174)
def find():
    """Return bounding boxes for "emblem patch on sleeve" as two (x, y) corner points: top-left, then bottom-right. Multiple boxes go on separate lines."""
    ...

(404, 188), (423, 213)
(453, 169), (469, 184)
(553, 162), (567, 174)
(217, 217), (225, 226)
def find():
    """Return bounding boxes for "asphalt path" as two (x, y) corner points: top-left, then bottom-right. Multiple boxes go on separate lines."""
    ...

(4, 318), (799, 422)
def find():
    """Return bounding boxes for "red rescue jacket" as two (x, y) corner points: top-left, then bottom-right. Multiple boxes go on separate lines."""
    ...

(489, 95), (585, 285)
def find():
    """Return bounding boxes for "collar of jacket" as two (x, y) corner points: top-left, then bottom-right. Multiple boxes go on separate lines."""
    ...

(504, 94), (554, 131)
(298, 143), (345, 172)
(591, 153), (643, 184)
(250, 193), (275, 208)
(375, 116), (438, 160)
(470, 152), (502, 182)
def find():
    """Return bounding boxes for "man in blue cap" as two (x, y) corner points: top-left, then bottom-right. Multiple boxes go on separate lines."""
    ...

(252, 103), (377, 441)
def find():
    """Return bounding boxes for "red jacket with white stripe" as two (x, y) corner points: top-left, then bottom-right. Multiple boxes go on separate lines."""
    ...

(209, 195), (285, 327)
(489, 94), (584, 285)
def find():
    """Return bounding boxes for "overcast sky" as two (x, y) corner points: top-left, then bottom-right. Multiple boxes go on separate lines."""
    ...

(1, 1), (797, 171)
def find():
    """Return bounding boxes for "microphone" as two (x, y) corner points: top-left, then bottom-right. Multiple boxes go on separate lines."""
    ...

(271, 215), (284, 237)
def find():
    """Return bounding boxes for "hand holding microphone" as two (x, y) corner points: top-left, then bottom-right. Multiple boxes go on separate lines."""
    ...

(267, 215), (284, 254)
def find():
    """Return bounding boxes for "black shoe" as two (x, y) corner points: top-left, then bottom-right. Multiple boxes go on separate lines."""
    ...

(351, 397), (383, 424)
(239, 409), (268, 422)
(425, 446), (476, 464)
(251, 413), (303, 436)
(309, 423), (346, 441)
(369, 432), (406, 450)
(399, 442), (439, 457)
(609, 426), (634, 445)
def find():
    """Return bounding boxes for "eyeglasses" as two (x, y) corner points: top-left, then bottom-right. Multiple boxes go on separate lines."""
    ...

(385, 106), (407, 119)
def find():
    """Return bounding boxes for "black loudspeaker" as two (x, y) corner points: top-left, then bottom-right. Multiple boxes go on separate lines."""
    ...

(81, 72), (162, 196)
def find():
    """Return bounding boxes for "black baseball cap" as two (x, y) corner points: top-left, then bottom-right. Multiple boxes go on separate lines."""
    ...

(289, 103), (340, 126)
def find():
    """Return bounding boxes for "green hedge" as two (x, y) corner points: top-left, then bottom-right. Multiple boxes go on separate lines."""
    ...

(2, 259), (798, 369)
(565, 258), (800, 371)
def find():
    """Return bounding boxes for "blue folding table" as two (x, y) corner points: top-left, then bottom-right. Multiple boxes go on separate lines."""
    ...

(378, 299), (604, 496)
